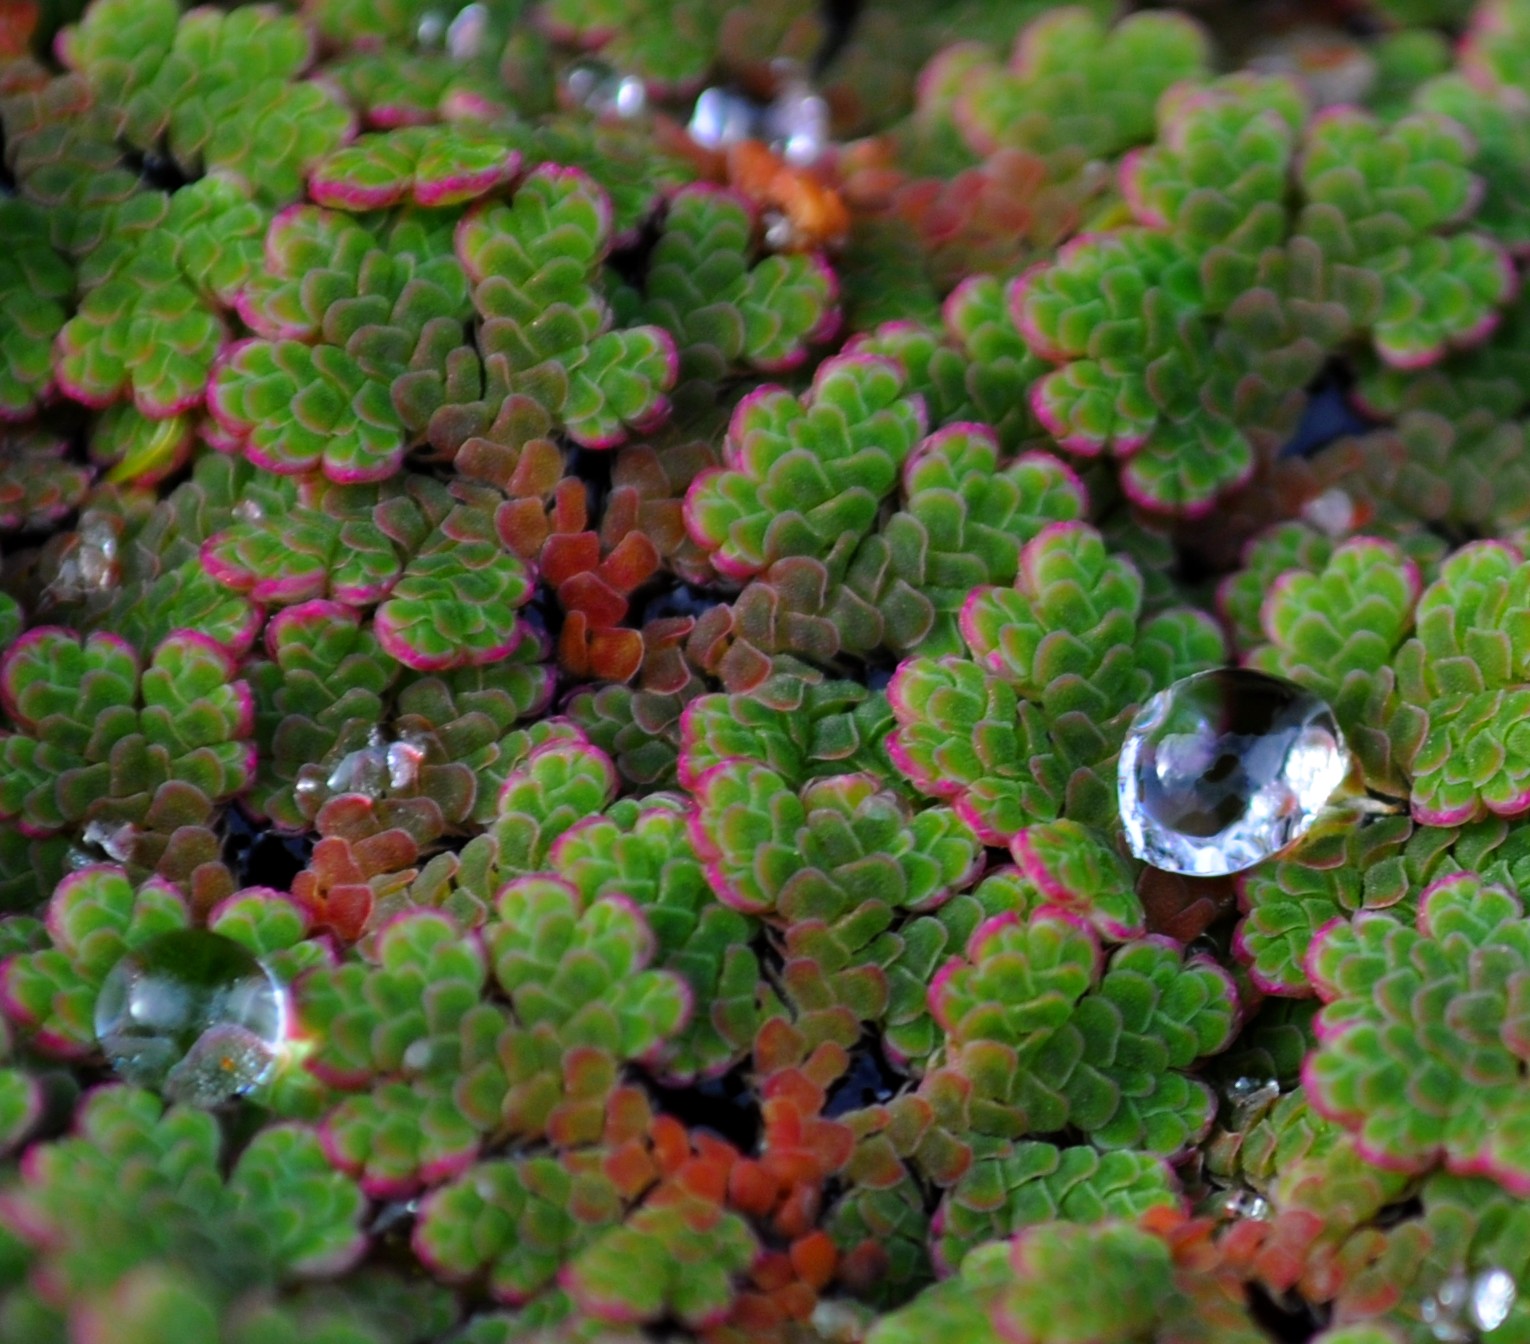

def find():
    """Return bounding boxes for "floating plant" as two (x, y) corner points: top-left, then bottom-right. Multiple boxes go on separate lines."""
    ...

(6, 0), (1530, 1339)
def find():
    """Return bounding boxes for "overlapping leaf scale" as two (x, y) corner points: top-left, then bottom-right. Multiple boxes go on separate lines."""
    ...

(1219, 523), (1337, 653)
(889, 522), (1224, 843)
(0, 200), (73, 420)
(211, 208), (471, 482)
(678, 674), (898, 793)
(930, 908), (1238, 1154)
(0, 628), (254, 864)
(413, 1151), (624, 1306)
(373, 529), (535, 673)
(689, 761), (979, 924)
(0, 1086), (366, 1316)
(483, 737), (621, 881)
(1414, 73), (1530, 257)
(57, 0), (352, 206)
(1123, 75), (1306, 277)
(1396, 541), (1530, 824)
(0, 432), (93, 534)
(847, 276), (1048, 452)
(456, 166), (676, 450)
(932, 1140), (1179, 1277)
(1010, 818), (1145, 942)
(202, 476), (417, 608)
(539, 0), (721, 92)
(1249, 536), (1422, 795)
(841, 424), (1088, 657)
(870, 1216), (1266, 1344)
(475, 875), (690, 1143)
(640, 184), (838, 384)
(54, 175), (267, 419)
(296, 909), (492, 1192)
(551, 796), (764, 1082)
(952, 8), (1211, 170)
(1295, 108), (1514, 370)
(310, 125), (522, 211)
(683, 352), (925, 579)
(1235, 816), (1420, 997)
(1306, 871), (1530, 1191)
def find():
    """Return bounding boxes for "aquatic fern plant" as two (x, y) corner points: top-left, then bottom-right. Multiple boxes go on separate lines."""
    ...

(11, 0), (1530, 1340)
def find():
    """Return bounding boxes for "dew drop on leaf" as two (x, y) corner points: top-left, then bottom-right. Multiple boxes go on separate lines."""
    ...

(688, 87), (762, 150)
(1423, 1273), (1472, 1344)
(93, 929), (286, 1107)
(562, 59), (646, 120)
(1471, 1269), (1517, 1334)
(1218, 1189), (1271, 1222)
(1117, 668), (1348, 877)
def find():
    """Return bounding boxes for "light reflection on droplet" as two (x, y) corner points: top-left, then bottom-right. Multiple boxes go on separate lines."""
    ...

(94, 929), (287, 1107)
(1219, 1189), (1271, 1222)
(1471, 1269), (1517, 1334)
(1117, 668), (1349, 877)
(446, 3), (489, 60)
(688, 86), (761, 150)
(562, 59), (646, 120)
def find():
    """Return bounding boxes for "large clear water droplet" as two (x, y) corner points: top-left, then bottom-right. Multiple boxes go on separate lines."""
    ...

(94, 930), (286, 1107)
(1472, 1268), (1517, 1334)
(1118, 668), (1348, 877)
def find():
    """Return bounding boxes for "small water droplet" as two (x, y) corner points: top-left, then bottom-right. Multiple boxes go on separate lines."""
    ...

(326, 731), (390, 798)
(94, 929), (286, 1107)
(1223, 1075), (1281, 1129)
(402, 1040), (433, 1072)
(1219, 1189), (1272, 1221)
(415, 8), (448, 46)
(763, 69), (829, 167)
(1301, 488), (1358, 538)
(1117, 669), (1349, 877)
(232, 498), (264, 523)
(387, 736), (427, 791)
(1472, 1269), (1517, 1334)
(562, 59), (646, 119)
(1424, 1273), (1473, 1343)
(81, 818), (137, 863)
(446, 2), (489, 59)
(688, 86), (762, 150)
(47, 511), (121, 600)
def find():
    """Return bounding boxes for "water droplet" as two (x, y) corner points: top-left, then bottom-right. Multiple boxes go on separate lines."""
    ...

(81, 818), (137, 863)
(446, 2), (489, 59)
(326, 731), (390, 798)
(763, 71), (829, 167)
(1424, 1273), (1473, 1343)
(386, 735), (427, 791)
(47, 510), (121, 600)
(1117, 669), (1349, 877)
(1472, 1269), (1517, 1334)
(1301, 487), (1358, 538)
(1223, 1075), (1281, 1129)
(232, 498), (264, 523)
(94, 929), (286, 1107)
(688, 86), (762, 150)
(562, 59), (646, 119)
(1219, 1189), (1272, 1221)
(415, 7), (448, 46)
